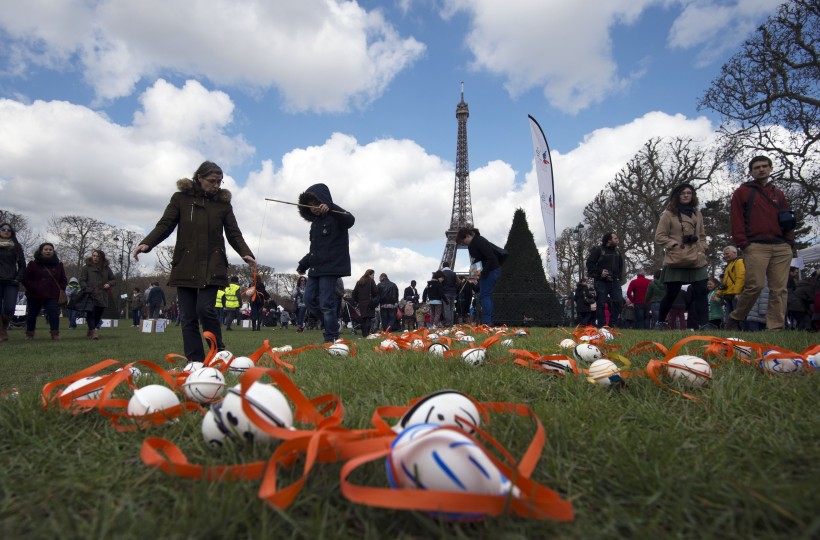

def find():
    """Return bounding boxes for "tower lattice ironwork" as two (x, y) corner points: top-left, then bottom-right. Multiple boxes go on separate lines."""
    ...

(440, 83), (474, 269)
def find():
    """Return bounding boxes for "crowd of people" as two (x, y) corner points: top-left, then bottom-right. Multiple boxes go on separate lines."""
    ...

(574, 156), (819, 332)
(3, 156), (818, 366)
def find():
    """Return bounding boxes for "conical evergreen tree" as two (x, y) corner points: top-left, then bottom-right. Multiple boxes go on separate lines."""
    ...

(493, 208), (563, 326)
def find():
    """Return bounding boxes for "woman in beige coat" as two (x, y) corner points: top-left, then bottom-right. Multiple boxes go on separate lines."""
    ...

(654, 183), (709, 329)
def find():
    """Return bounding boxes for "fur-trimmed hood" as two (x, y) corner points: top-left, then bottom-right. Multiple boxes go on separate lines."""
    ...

(177, 178), (232, 203)
(298, 183), (333, 222)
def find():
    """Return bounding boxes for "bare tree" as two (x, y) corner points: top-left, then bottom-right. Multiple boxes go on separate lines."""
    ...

(0, 209), (38, 256)
(47, 215), (108, 270)
(699, 0), (819, 239)
(583, 137), (726, 276)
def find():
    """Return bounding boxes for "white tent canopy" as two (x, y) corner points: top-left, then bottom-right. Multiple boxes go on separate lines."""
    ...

(796, 244), (820, 267)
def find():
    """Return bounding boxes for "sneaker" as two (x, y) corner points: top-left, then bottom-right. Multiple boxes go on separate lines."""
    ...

(725, 317), (741, 331)
(654, 321), (669, 330)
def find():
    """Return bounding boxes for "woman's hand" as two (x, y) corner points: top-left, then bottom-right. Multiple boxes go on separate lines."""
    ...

(132, 244), (150, 261)
(242, 255), (256, 266)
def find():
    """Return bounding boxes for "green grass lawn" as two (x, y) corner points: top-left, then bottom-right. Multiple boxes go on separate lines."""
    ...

(1, 320), (818, 539)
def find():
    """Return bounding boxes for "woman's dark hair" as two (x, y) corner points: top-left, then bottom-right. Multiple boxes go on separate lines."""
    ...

(193, 161), (223, 182)
(0, 222), (24, 257)
(34, 242), (55, 258)
(357, 269), (375, 286)
(666, 183), (699, 214)
(86, 249), (109, 268)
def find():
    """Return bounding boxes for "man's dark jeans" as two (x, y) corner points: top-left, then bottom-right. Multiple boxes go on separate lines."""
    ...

(594, 278), (623, 327)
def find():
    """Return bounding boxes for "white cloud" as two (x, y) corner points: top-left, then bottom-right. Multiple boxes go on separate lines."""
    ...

(441, 0), (658, 113)
(668, 0), (783, 65)
(0, 0), (425, 111)
(439, 0), (781, 113)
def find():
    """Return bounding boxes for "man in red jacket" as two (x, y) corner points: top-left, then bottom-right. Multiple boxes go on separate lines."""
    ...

(626, 268), (651, 329)
(726, 156), (795, 330)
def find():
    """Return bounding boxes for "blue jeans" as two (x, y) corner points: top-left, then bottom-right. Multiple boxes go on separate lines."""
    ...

(380, 306), (397, 332)
(650, 302), (661, 327)
(478, 267), (501, 326)
(131, 308), (141, 326)
(633, 303), (649, 329)
(304, 276), (341, 342)
(594, 279), (624, 327)
(26, 296), (60, 333)
(1, 283), (19, 317)
(295, 305), (306, 328)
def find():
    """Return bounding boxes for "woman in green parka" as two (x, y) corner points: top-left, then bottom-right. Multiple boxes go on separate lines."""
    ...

(80, 249), (115, 340)
(132, 161), (256, 363)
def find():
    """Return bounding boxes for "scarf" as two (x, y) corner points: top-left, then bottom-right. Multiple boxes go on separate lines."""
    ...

(678, 204), (695, 217)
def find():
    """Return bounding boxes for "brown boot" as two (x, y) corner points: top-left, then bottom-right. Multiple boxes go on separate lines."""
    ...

(51, 330), (60, 341)
(0, 315), (9, 341)
(90, 329), (99, 340)
(25, 330), (34, 341)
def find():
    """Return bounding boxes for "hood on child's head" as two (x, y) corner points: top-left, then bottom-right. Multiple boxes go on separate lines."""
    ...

(298, 183), (333, 222)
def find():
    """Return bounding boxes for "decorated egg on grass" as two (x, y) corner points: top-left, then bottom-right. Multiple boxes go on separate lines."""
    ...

(514, 329), (528, 337)
(558, 338), (576, 349)
(212, 350), (234, 364)
(573, 343), (603, 364)
(227, 356), (254, 374)
(366, 333), (380, 340)
(759, 351), (804, 375)
(183, 361), (204, 373)
(326, 343), (350, 356)
(428, 343), (449, 357)
(380, 339), (399, 351)
(538, 359), (575, 375)
(598, 328), (614, 341)
(807, 352), (820, 369)
(501, 338), (514, 347)
(666, 355), (712, 387)
(726, 338), (753, 360)
(386, 424), (513, 518)
(182, 367), (226, 404)
(127, 385), (180, 416)
(411, 339), (425, 349)
(215, 382), (294, 444)
(587, 359), (622, 386)
(202, 408), (229, 448)
(60, 376), (104, 401)
(114, 366), (142, 382)
(461, 348), (486, 366)
(396, 390), (481, 434)
(459, 335), (476, 343)
(427, 333), (440, 341)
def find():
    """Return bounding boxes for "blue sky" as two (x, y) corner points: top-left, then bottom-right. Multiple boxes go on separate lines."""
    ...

(0, 0), (783, 287)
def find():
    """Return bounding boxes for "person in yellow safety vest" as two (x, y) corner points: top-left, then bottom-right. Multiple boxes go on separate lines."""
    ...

(215, 288), (225, 327)
(223, 276), (241, 330)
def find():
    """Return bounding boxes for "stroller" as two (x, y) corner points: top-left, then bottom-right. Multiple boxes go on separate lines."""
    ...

(339, 296), (362, 334)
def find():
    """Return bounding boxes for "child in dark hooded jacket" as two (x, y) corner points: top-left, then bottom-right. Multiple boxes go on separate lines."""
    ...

(296, 183), (355, 343)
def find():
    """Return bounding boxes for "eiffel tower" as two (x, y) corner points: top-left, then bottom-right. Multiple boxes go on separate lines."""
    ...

(440, 83), (474, 269)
